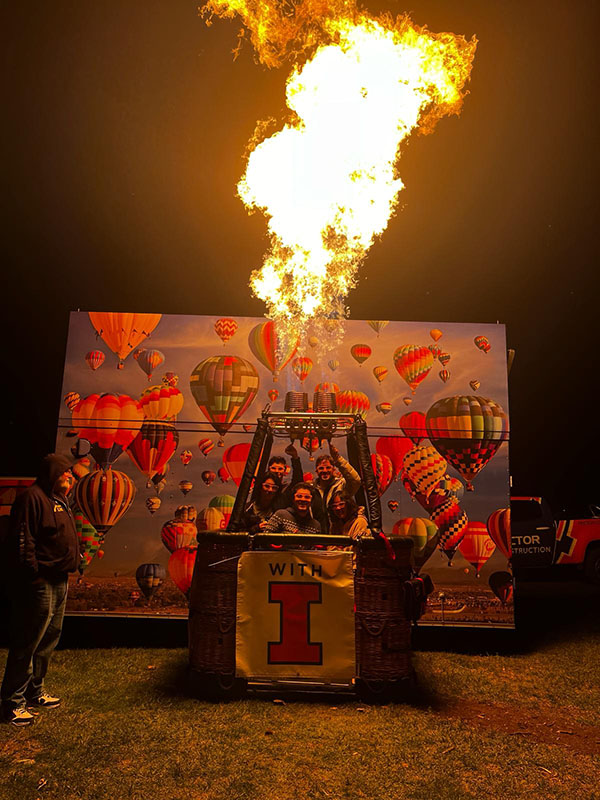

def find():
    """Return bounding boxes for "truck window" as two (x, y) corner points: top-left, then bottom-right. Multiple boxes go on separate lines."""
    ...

(511, 500), (545, 524)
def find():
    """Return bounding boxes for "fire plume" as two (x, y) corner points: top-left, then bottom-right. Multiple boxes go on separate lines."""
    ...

(204, 1), (477, 323)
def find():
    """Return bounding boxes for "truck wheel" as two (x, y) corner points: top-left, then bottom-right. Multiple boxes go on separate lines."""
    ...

(584, 545), (600, 584)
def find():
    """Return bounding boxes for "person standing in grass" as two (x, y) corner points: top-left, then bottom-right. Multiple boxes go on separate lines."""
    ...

(1, 454), (80, 727)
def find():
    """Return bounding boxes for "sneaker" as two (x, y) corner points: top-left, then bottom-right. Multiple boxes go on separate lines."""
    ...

(4, 707), (35, 727)
(28, 691), (61, 708)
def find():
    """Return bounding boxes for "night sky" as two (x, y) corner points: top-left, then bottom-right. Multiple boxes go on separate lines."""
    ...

(2, 0), (598, 515)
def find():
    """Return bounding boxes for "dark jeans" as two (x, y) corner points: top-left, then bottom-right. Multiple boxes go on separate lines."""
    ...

(1, 575), (68, 711)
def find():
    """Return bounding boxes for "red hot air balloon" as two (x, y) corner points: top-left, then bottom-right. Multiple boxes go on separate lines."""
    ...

(458, 522), (496, 576)
(292, 357), (313, 383)
(74, 469), (136, 534)
(223, 442), (251, 487)
(248, 320), (298, 382)
(393, 345), (434, 394)
(201, 470), (216, 486)
(180, 449), (193, 466)
(350, 344), (372, 365)
(430, 497), (468, 564)
(371, 453), (394, 497)
(489, 571), (513, 605)
(375, 436), (414, 480)
(198, 438), (215, 457)
(268, 389), (279, 403)
(399, 411), (427, 446)
(487, 508), (511, 560)
(168, 547), (197, 597)
(217, 467), (229, 483)
(127, 421), (179, 481)
(474, 335), (491, 354)
(161, 519), (197, 553)
(73, 393), (144, 469)
(85, 350), (105, 371)
(214, 317), (238, 345)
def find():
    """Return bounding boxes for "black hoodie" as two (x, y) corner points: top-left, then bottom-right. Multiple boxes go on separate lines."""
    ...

(6, 454), (80, 579)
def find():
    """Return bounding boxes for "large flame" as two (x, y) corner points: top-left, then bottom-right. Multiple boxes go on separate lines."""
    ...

(204, 1), (477, 323)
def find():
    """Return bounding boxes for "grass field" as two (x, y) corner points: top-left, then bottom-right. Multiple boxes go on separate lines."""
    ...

(1, 580), (599, 800)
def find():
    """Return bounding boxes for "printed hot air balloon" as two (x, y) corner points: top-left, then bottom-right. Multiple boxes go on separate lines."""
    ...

(168, 547), (197, 597)
(489, 571), (513, 605)
(64, 392), (81, 412)
(402, 397), (412, 406)
(136, 563), (166, 601)
(198, 438), (215, 457)
(135, 349), (165, 381)
(393, 517), (439, 570)
(350, 344), (372, 365)
(73, 393), (144, 469)
(180, 449), (193, 467)
(399, 411), (427, 446)
(425, 396), (509, 491)
(214, 317), (238, 345)
(430, 497), (468, 564)
(223, 442), (251, 486)
(439, 369), (450, 383)
(458, 522), (496, 576)
(402, 445), (447, 500)
(88, 312), (162, 369)
(161, 519), (197, 553)
(336, 390), (370, 420)
(430, 329), (443, 343)
(438, 353), (451, 367)
(371, 453), (394, 497)
(217, 467), (229, 483)
(328, 360), (339, 372)
(208, 495), (235, 528)
(85, 350), (105, 371)
(139, 385), (183, 421)
(73, 510), (103, 574)
(474, 335), (491, 354)
(190, 355), (259, 443)
(393, 345), (434, 394)
(487, 508), (511, 560)
(74, 469), (136, 534)
(162, 372), (179, 387)
(367, 320), (389, 336)
(376, 402), (392, 415)
(127, 421), (179, 482)
(197, 507), (226, 532)
(146, 496), (161, 515)
(248, 320), (298, 382)
(470, 380), (481, 392)
(268, 389), (279, 403)
(175, 505), (197, 522)
(375, 436), (414, 480)
(292, 356), (313, 383)
(372, 366), (388, 383)
(201, 470), (216, 486)
(387, 500), (399, 512)
(179, 480), (193, 496)
(314, 382), (339, 394)
(429, 344), (442, 360)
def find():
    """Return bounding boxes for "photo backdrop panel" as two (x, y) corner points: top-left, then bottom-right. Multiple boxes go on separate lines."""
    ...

(56, 312), (512, 627)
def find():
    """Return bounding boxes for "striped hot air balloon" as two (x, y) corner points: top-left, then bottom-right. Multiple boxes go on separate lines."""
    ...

(127, 421), (179, 481)
(85, 350), (105, 371)
(376, 402), (392, 415)
(292, 356), (313, 383)
(135, 349), (165, 381)
(64, 392), (80, 412)
(208, 495), (235, 528)
(328, 360), (339, 372)
(161, 519), (197, 553)
(474, 335), (491, 353)
(73, 393), (144, 469)
(179, 480), (193, 496)
(367, 320), (389, 336)
(470, 380), (481, 392)
(393, 517), (439, 569)
(336, 390), (370, 420)
(214, 317), (238, 345)
(372, 366), (388, 383)
(190, 355), (259, 443)
(350, 344), (372, 365)
(402, 445), (447, 500)
(371, 453), (394, 497)
(438, 353), (451, 367)
(180, 449), (193, 466)
(439, 369), (450, 383)
(314, 382), (339, 394)
(393, 345), (434, 394)
(135, 563), (166, 600)
(425, 396), (509, 491)
(487, 507), (511, 559)
(145, 496), (161, 515)
(197, 507), (226, 531)
(458, 522), (496, 576)
(248, 320), (298, 382)
(139, 385), (183, 420)
(74, 469), (136, 534)
(88, 312), (162, 369)
(198, 438), (215, 457)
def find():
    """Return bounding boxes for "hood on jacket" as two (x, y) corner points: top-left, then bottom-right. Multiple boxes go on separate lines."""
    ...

(36, 453), (73, 495)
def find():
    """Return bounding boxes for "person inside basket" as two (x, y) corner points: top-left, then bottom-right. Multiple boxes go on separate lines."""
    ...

(328, 491), (370, 541)
(312, 441), (362, 533)
(263, 482), (323, 535)
(241, 475), (282, 533)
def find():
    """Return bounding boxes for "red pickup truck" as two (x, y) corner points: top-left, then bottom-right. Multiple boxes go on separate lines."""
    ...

(511, 496), (600, 582)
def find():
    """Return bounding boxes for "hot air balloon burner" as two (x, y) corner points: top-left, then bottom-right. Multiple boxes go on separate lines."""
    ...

(313, 391), (337, 413)
(284, 391), (309, 412)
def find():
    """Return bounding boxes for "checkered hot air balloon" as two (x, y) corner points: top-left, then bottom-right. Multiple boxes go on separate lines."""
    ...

(73, 510), (103, 575)
(214, 317), (238, 345)
(430, 497), (468, 564)
(393, 345), (434, 394)
(402, 445), (447, 500)
(190, 355), (259, 444)
(425, 396), (509, 491)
